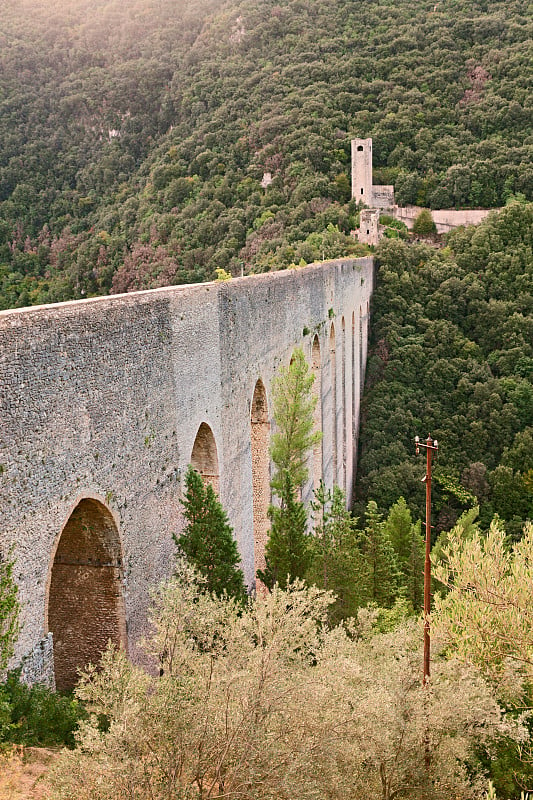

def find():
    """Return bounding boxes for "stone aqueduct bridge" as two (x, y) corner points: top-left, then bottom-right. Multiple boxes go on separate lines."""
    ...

(0, 256), (373, 689)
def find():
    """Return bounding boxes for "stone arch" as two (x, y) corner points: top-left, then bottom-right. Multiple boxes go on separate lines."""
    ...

(359, 305), (365, 395)
(329, 323), (337, 486)
(250, 379), (270, 582)
(341, 317), (347, 493)
(361, 302), (369, 389)
(47, 497), (126, 692)
(191, 422), (220, 495)
(351, 310), (359, 501)
(311, 335), (323, 490)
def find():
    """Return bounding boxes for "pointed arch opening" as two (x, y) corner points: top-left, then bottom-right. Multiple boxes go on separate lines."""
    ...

(341, 317), (347, 493)
(359, 305), (364, 396)
(47, 498), (126, 692)
(351, 310), (358, 503)
(191, 422), (220, 495)
(250, 379), (270, 583)
(329, 323), (337, 486)
(311, 336), (323, 491)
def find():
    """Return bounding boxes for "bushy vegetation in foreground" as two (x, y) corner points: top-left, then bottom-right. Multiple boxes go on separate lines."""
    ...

(48, 561), (525, 800)
(0, 672), (83, 748)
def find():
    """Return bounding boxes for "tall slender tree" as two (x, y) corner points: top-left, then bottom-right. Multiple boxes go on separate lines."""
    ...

(307, 482), (367, 623)
(258, 471), (310, 591)
(384, 497), (425, 610)
(269, 348), (321, 496)
(358, 501), (401, 608)
(259, 348), (321, 588)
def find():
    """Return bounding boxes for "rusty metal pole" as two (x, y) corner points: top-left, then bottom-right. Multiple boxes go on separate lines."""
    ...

(423, 435), (432, 684)
(415, 434), (439, 770)
(415, 434), (439, 683)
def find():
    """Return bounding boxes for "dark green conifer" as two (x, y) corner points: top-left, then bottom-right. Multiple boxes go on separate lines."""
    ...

(307, 482), (367, 624)
(358, 501), (401, 608)
(384, 497), (425, 610)
(175, 466), (246, 602)
(258, 471), (310, 591)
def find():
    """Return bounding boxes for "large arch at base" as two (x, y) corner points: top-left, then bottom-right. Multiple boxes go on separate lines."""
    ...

(329, 323), (337, 487)
(311, 335), (323, 490)
(250, 379), (270, 583)
(351, 310), (359, 506)
(191, 422), (220, 495)
(47, 498), (126, 692)
(341, 317), (347, 493)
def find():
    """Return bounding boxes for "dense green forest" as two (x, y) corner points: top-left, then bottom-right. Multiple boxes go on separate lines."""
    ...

(0, 0), (531, 308)
(356, 200), (532, 538)
(1, 0), (531, 535)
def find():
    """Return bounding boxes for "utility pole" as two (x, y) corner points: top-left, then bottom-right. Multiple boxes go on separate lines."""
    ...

(414, 435), (439, 684)
(415, 434), (439, 772)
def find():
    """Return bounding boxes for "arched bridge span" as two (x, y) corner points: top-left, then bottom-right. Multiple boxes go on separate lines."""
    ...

(0, 256), (373, 684)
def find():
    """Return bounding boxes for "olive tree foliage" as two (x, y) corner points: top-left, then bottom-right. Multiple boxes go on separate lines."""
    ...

(49, 561), (523, 800)
(433, 518), (533, 693)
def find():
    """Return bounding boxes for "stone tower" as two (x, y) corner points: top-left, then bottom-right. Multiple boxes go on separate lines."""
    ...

(351, 138), (373, 204)
(357, 209), (380, 246)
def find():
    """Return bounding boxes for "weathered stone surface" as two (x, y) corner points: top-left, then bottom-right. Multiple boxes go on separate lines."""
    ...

(357, 209), (380, 246)
(394, 204), (494, 232)
(0, 257), (373, 683)
(351, 138), (374, 205)
(19, 633), (55, 689)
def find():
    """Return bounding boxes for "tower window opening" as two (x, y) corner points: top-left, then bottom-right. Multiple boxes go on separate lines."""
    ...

(361, 188), (364, 195)
(357, 145), (364, 151)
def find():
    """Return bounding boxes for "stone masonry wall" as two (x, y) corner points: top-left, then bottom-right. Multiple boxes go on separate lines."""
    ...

(0, 257), (374, 683)
(394, 204), (494, 232)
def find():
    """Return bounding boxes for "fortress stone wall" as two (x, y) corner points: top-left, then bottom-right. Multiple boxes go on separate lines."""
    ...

(0, 257), (373, 687)
(394, 204), (494, 233)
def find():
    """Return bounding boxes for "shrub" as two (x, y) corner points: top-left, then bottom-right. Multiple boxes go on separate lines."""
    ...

(0, 671), (84, 747)
(412, 208), (437, 235)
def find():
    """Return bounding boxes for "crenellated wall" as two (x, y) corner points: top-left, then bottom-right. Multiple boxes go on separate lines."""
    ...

(0, 257), (373, 685)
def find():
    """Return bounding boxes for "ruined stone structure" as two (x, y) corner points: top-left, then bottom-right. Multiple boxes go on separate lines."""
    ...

(357, 209), (380, 247)
(351, 137), (497, 241)
(394, 205), (493, 233)
(0, 257), (373, 688)
(351, 138), (395, 211)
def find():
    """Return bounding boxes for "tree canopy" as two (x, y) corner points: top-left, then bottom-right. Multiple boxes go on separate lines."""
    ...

(355, 200), (533, 538)
(0, 0), (531, 308)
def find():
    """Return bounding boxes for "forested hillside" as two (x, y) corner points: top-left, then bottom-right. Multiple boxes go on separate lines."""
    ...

(356, 201), (532, 538)
(0, 0), (531, 307)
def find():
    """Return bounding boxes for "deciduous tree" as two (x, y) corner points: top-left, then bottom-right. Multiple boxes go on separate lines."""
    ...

(433, 517), (533, 691)
(49, 568), (523, 800)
